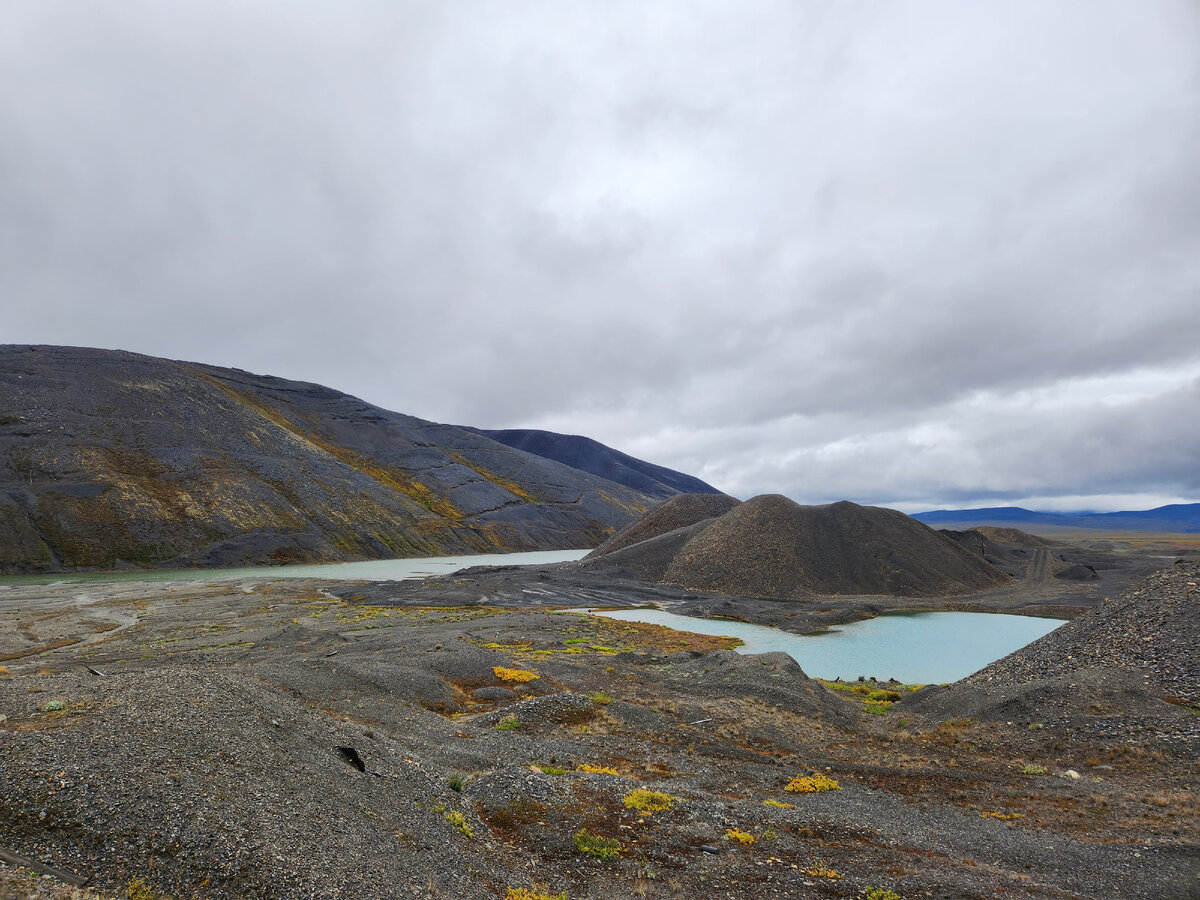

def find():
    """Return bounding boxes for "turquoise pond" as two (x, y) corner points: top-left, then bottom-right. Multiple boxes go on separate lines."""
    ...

(586, 607), (1066, 684)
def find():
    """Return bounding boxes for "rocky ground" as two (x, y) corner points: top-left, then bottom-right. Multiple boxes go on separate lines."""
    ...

(0, 540), (1197, 899)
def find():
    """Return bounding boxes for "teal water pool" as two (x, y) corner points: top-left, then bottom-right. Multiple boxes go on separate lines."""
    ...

(587, 607), (1065, 683)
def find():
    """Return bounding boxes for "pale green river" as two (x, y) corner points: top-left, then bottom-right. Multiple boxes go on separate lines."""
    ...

(0, 549), (589, 586)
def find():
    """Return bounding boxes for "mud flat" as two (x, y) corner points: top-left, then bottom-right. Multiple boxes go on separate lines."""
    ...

(0, 549), (1197, 899)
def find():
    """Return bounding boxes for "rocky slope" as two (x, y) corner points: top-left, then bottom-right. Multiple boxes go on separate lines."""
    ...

(1, 569), (1196, 899)
(899, 560), (1200, 746)
(463, 428), (723, 499)
(0, 345), (659, 572)
(588, 493), (1011, 599)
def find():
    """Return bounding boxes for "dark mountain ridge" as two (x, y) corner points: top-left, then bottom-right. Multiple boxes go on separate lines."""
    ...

(0, 345), (666, 573)
(461, 427), (723, 499)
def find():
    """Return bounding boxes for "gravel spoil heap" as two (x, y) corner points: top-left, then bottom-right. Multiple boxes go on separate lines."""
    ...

(600, 493), (1010, 600)
(969, 559), (1200, 704)
(586, 493), (741, 558)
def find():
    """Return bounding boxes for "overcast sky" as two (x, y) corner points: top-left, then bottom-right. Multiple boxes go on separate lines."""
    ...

(3, 2), (1199, 512)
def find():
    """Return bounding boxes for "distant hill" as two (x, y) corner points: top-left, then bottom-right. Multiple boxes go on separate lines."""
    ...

(0, 345), (659, 573)
(913, 504), (1200, 534)
(586, 494), (1010, 599)
(462, 428), (723, 499)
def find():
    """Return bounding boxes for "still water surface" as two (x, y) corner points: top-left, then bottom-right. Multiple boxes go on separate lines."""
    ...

(0, 549), (589, 587)
(3, 550), (1063, 682)
(587, 607), (1065, 683)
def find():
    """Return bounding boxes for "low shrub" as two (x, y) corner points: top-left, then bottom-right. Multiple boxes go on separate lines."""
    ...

(493, 666), (539, 684)
(577, 764), (620, 776)
(763, 799), (795, 809)
(864, 889), (902, 900)
(801, 859), (843, 879)
(785, 773), (840, 793)
(1021, 763), (1047, 775)
(726, 828), (755, 846)
(494, 715), (522, 731)
(574, 828), (622, 860)
(622, 789), (679, 814)
(505, 888), (568, 900)
(444, 810), (474, 837)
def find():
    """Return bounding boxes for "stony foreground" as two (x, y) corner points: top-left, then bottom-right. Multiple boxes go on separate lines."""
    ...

(0, 561), (1197, 899)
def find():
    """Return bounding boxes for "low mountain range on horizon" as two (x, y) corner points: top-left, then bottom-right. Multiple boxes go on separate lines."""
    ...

(913, 503), (1200, 534)
(0, 345), (718, 573)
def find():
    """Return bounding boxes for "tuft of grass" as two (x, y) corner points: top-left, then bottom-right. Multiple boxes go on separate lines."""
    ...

(494, 715), (522, 731)
(865, 689), (902, 702)
(125, 877), (163, 900)
(726, 828), (755, 846)
(448, 773), (465, 792)
(763, 799), (795, 809)
(577, 764), (621, 776)
(506, 888), (568, 900)
(622, 789), (680, 814)
(587, 691), (614, 705)
(1021, 763), (1047, 775)
(538, 764), (567, 776)
(493, 666), (539, 683)
(801, 859), (843, 879)
(785, 773), (840, 794)
(444, 810), (474, 837)
(574, 828), (622, 860)
(864, 889), (902, 900)
(981, 810), (1025, 820)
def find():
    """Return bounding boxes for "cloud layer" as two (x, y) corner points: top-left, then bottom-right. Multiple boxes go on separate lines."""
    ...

(4, 2), (1198, 511)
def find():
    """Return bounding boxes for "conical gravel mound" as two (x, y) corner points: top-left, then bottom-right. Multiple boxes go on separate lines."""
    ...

(653, 494), (1010, 599)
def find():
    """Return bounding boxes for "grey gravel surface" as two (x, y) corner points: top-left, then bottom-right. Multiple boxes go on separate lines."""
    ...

(1, 558), (1197, 899)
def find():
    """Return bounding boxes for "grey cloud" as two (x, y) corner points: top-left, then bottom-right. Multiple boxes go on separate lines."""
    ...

(3, 1), (1198, 511)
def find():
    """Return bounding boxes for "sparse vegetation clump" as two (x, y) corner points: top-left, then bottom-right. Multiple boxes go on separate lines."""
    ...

(444, 810), (474, 837)
(786, 773), (840, 793)
(577, 764), (621, 776)
(1022, 763), (1047, 775)
(125, 876), (165, 900)
(493, 666), (539, 683)
(801, 859), (843, 879)
(574, 828), (622, 860)
(726, 828), (755, 846)
(494, 715), (522, 731)
(587, 691), (614, 705)
(505, 888), (568, 900)
(763, 799), (795, 809)
(622, 788), (679, 814)
(864, 889), (902, 900)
